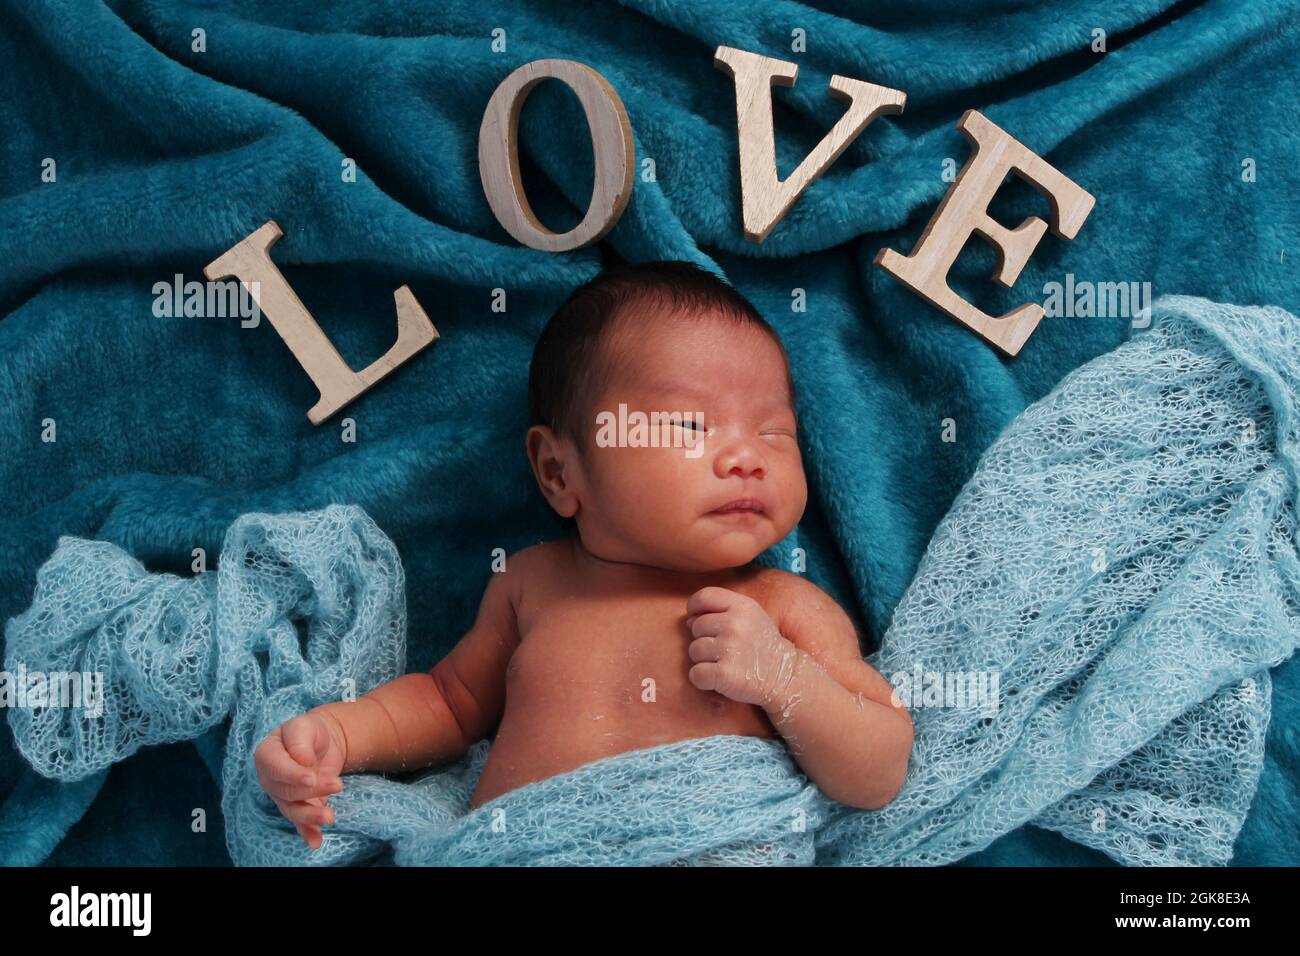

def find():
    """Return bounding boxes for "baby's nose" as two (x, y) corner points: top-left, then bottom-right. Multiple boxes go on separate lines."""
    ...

(715, 441), (766, 479)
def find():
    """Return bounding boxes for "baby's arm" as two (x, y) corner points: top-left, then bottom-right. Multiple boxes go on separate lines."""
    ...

(255, 564), (520, 845)
(314, 563), (519, 773)
(685, 577), (912, 810)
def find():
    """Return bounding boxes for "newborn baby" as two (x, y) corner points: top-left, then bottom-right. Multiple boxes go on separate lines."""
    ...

(255, 261), (913, 850)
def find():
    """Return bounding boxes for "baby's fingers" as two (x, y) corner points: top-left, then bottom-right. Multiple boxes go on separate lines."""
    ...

(256, 734), (313, 788)
(688, 661), (722, 693)
(281, 715), (333, 768)
(295, 822), (323, 851)
(688, 636), (720, 663)
(275, 795), (337, 829)
(270, 774), (345, 804)
(288, 797), (336, 851)
(686, 586), (737, 618)
(687, 611), (728, 638)
(257, 735), (343, 801)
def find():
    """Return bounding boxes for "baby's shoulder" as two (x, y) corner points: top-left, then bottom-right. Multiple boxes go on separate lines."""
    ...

(744, 567), (853, 631)
(739, 565), (812, 610)
(495, 540), (574, 631)
(499, 539), (571, 586)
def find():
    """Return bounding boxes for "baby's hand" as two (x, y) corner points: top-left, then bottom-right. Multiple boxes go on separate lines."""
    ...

(253, 713), (347, 850)
(684, 586), (802, 710)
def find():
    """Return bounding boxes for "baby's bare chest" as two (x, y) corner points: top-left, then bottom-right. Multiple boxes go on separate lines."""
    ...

(505, 582), (778, 719)
(509, 593), (695, 694)
(471, 577), (783, 806)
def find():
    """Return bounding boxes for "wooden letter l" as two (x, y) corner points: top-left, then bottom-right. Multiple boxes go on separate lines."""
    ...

(204, 221), (439, 424)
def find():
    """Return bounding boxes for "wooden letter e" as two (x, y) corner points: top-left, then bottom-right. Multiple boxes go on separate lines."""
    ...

(875, 110), (1095, 356)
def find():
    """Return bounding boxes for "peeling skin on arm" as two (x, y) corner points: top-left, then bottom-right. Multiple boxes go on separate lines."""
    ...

(681, 574), (911, 808)
(748, 631), (806, 736)
(757, 575), (914, 810)
(762, 642), (803, 714)
(775, 692), (801, 723)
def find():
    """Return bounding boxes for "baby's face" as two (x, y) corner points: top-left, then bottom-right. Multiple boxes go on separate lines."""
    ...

(569, 308), (807, 573)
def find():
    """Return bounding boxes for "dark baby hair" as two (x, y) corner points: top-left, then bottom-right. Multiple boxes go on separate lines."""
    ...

(527, 260), (796, 451)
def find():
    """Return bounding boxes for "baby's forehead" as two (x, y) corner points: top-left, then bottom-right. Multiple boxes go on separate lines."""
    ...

(599, 311), (794, 408)
(606, 299), (778, 357)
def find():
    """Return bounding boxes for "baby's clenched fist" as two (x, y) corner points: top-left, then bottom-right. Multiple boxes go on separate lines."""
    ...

(254, 712), (348, 849)
(684, 586), (803, 711)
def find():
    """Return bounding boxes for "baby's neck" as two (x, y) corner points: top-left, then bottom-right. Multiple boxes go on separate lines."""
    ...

(567, 536), (752, 589)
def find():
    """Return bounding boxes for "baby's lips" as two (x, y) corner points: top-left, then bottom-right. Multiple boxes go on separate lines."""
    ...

(706, 495), (768, 515)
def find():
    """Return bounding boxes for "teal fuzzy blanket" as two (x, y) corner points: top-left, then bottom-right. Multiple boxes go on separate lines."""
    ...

(2, 0), (1299, 865)
(6, 297), (1299, 866)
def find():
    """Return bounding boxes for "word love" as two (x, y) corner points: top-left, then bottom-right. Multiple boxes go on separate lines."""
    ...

(481, 47), (1095, 356)
(205, 45), (1094, 426)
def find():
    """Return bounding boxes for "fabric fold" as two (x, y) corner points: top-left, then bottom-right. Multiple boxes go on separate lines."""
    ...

(820, 295), (1300, 865)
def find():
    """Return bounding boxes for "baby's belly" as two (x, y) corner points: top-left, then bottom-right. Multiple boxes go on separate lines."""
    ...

(468, 628), (778, 809)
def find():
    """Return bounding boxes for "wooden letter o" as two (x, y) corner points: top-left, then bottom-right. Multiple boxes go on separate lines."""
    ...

(478, 59), (635, 252)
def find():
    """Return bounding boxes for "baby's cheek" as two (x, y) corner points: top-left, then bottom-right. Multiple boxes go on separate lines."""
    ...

(786, 468), (809, 519)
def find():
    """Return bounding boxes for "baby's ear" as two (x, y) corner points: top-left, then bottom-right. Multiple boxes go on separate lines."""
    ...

(525, 425), (581, 518)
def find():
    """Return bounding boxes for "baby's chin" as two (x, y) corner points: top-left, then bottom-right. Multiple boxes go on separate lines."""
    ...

(666, 525), (781, 572)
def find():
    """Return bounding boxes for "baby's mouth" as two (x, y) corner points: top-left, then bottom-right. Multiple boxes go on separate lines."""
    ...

(709, 497), (766, 516)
